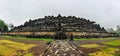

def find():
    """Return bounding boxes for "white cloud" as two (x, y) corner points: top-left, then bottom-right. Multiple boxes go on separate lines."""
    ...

(0, 0), (120, 29)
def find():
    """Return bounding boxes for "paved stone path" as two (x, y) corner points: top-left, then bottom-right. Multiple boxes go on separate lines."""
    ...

(41, 40), (85, 56)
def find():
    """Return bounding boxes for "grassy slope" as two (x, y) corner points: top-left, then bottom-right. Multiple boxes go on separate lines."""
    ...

(80, 39), (120, 56)
(104, 39), (120, 46)
(74, 37), (118, 41)
(1, 35), (53, 42)
(0, 40), (36, 56)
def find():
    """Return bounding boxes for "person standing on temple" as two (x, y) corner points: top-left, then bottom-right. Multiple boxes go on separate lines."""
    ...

(70, 34), (74, 41)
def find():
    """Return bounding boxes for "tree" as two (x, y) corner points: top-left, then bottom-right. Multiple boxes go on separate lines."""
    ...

(106, 28), (115, 33)
(116, 25), (120, 36)
(8, 23), (14, 30)
(0, 19), (8, 32)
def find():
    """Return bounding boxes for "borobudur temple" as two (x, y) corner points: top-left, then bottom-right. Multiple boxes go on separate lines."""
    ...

(11, 14), (106, 33)
(4, 14), (115, 39)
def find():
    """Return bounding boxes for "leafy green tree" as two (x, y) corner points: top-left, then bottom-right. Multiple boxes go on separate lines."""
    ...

(8, 23), (14, 30)
(116, 25), (120, 36)
(0, 19), (8, 32)
(106, 28), (115, 33)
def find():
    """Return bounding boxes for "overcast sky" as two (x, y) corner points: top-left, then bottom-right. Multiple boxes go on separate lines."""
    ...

(0, 0), (120, 29)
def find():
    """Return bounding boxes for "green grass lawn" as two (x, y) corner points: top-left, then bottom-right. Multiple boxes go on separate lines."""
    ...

(80, 41), (120, 56)
(74, 37), (117, 40)
(1, 35), (53, 42)
(104, 39), (120, 46)
(79, 37), (120, 56)
(80, 43), (120, 56)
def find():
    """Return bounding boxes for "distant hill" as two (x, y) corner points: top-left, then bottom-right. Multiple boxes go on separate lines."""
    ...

(11, 14), (106, 33)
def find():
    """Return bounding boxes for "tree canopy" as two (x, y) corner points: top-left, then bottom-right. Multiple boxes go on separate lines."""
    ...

(106, 28), (115, 33)
(8, 23), (14, 30)
(0, 19), (8, 32)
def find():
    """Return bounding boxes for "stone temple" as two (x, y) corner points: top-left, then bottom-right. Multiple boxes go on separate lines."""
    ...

(12, 14), (106, 33)
(6, 14), (113, 39)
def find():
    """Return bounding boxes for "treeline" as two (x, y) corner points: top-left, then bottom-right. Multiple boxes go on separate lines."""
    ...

(107, 26), (120, 36)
